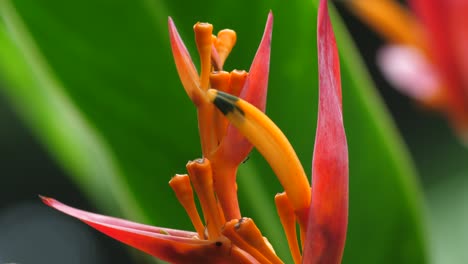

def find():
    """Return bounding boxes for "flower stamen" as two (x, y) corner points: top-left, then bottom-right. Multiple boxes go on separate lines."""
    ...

(186, 158), (225, 239)
(222, 218), (282, 264)
(275, 192), (302, 264)
(169, 174), (205, 238)
(228, 69), (248, 97)
(215, 29), (237, 68)
(210, 70), (231, 92)
(194, 22), (213, 90)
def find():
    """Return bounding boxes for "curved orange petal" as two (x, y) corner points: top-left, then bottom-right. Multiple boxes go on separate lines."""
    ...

(207, 89), (310, 217)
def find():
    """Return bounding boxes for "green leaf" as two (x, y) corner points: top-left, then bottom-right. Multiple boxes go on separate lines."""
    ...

(0, 0), (428, 263)
(427, 171), (468, 264)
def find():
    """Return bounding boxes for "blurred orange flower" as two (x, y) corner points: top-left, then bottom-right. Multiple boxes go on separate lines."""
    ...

(347, 0), (468, 142)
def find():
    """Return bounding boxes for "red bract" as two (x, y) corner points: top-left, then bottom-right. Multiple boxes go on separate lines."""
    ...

(303, 0), (348, 262)
(347, 0), (468, 143)
(40, 196), (239, 263)
(43, 1), (349, 263)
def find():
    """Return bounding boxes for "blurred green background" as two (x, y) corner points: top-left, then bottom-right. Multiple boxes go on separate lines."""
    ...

(0, 0), (466, 263)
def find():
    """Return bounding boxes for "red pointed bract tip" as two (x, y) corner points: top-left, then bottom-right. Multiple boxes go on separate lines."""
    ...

(240, 10), (273, 113)
(41, 196), (241, 263)
(303, 1), (349, 263)
(39, 195), (54, 206)
(168, 17), (204, 107)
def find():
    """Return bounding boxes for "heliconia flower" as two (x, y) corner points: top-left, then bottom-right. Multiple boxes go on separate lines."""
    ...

(42, 0), (348, 263)
(346, 0), (468, 143)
